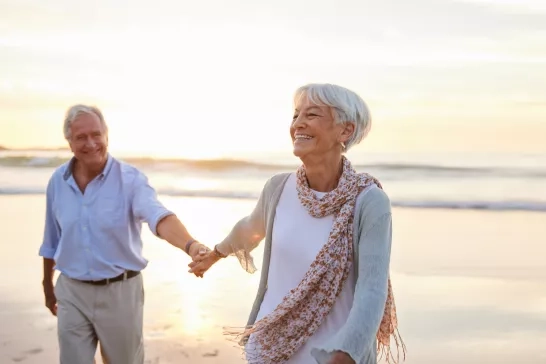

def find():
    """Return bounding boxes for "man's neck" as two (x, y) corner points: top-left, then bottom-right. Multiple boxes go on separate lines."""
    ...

(73, 158), (107, 182)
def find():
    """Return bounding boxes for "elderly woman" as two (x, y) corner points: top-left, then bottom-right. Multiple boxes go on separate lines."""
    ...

(189, 83), (405, 364)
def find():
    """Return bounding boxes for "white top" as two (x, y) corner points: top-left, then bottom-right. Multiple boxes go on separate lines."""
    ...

(248, 173), (356, 363)
(222, 171), (394, 364)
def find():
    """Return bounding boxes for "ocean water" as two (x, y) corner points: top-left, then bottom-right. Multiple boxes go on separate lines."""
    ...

(0, 149), (545, 212)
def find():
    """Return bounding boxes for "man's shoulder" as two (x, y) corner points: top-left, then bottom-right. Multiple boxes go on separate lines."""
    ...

(114, 158), (149, 185)
(116, 158), (142, 175)
(50, 160), (72, 181)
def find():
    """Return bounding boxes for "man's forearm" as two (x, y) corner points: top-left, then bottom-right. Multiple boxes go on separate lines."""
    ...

(42, 258), (55, 285)
(156, 214), (196, 253)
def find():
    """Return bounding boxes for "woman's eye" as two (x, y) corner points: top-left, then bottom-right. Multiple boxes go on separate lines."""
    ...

(307, 113), (318, 117)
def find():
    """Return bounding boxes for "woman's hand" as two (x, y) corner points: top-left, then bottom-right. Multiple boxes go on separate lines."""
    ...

(327, 351), (355, 364)
(188, 249), (221, 277)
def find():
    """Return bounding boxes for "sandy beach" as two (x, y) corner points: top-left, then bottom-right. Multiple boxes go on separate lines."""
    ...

(1, 195), (545, 363)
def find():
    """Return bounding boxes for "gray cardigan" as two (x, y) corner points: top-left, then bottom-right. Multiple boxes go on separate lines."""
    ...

(217, 173), (393, 364)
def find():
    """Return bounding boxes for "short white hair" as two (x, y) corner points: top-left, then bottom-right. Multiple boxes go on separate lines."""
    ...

(294, 83), (371, 152)
(63, 104), (108, 140)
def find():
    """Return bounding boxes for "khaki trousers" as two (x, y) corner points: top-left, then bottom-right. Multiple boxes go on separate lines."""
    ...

(55, 273), (145, 364)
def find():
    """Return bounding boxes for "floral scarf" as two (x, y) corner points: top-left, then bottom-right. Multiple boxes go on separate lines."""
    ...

(238, 156), (404, 363)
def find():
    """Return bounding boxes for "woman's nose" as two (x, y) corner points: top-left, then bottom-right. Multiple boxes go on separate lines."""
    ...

(292, 114), (305, 127)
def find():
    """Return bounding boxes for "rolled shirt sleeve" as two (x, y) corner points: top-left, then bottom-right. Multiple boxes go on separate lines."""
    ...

(38, 177), (61, 259)
(131, 172), (174, 236)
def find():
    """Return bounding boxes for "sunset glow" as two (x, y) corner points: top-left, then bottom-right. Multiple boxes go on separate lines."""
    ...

(1, 0), (545, 158)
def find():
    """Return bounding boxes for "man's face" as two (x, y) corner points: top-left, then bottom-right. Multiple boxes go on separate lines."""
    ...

(68, 112), (108, 169)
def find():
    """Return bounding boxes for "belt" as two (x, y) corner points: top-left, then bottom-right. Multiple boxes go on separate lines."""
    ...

(78, 270), (140, 286)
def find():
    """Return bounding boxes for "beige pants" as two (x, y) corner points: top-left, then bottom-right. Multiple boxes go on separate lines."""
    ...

(55, 273), (145, 364)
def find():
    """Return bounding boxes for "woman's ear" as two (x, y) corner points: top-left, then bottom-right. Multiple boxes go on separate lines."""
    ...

(340, 122), (355, 143)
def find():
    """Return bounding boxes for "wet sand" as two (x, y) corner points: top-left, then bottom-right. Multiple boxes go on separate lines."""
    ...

(1, 195), (545, 363)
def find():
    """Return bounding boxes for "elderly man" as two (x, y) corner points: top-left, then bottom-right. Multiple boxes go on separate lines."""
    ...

(39, 104), (208, 364)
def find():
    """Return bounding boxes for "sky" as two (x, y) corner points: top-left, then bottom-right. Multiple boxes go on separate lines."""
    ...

(0, 0), (545, 159)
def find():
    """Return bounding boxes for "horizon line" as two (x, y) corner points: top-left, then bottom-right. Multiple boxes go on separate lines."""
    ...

(0, 145), (68, 151)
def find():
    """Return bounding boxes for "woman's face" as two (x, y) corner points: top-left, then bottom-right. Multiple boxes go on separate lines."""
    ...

(290, 95), (353, 161)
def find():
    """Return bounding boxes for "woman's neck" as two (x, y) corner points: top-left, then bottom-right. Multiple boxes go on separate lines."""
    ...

(303, 154), (344, 192)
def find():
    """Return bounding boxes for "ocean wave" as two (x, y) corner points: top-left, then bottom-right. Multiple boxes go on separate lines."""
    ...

(1, 187), (544, 212)
(392, 200), (546, 212)
(0, 155), (287, 171)
(0, 155), (545, 179)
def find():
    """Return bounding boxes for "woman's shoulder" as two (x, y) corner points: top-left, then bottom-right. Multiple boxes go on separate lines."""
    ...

(269, 172), (293, 184)
(263, 172), (293, 192)
(355, 184), (392, 222)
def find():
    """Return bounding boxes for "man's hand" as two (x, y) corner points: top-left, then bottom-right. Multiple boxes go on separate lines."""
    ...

(327, 351), (355, 364)
(187, 243), (210, 277)
(43, 281), (57, 316)
(188, 242), (209, 259)
(188, 249), (220, 277)
(42, 258), (57, 316)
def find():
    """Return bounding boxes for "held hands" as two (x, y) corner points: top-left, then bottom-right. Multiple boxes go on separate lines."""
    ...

(187, 243), (210, 278)
(188, 247), (222, 277)
(327, 351), (355, 364)
(188, 242), (210, 260)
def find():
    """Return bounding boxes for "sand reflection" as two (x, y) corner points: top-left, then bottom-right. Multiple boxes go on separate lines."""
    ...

(3, 195), (545, 363)
(142, 196), (259, 341)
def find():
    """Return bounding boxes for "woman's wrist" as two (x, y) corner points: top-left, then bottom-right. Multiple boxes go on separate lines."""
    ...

(213, 244), (228, 259)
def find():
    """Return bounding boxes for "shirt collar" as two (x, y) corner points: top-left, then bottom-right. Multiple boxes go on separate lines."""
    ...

(63, 153), (114, 181)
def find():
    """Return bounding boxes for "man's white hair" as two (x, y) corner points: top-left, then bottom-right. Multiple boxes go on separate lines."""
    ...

(63, 104), (108, 140)
(294, 83), (371, 152)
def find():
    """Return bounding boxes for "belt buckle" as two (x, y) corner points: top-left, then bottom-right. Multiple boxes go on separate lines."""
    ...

(102, 271), (129, 285)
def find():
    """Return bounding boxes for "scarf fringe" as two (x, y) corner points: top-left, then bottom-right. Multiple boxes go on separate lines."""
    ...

(377, 328), (407, 364)
(226, 325), (408, 364)
(223, 325), (255, 346)
(223, 325), (277, 364)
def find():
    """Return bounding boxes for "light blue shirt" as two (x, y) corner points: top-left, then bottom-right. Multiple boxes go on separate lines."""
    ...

(38, 154), (174, 281)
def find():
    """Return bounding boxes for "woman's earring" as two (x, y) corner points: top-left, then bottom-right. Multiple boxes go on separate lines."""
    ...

(340, 142), (346, 150)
